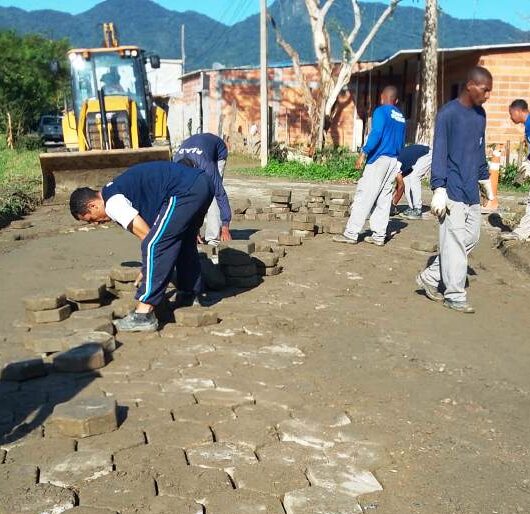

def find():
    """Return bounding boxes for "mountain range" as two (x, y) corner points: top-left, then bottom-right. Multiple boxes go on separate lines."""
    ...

(0, 0), (528, 71)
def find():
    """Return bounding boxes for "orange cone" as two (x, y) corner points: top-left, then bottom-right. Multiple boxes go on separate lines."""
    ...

(483, 149), (500, 212)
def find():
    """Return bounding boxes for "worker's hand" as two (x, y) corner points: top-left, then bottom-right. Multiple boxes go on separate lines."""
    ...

(134, 272), (143, 288)
(220, 226), (232, 242)
(196, 234), (205, 245)
(430, 187), (448, 218)
(479, 179), (495, 201)
(356, 153), (366, 170)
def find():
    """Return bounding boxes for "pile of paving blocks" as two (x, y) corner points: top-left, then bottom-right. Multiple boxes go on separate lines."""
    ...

(299, 188), (351, 218)
(24, 293), (72, 324)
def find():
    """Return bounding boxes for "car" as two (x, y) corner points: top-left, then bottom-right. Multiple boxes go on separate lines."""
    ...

(38, 115), (63, 143)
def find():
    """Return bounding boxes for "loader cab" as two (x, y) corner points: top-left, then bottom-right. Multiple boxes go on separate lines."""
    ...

(67, 46), (156, 149)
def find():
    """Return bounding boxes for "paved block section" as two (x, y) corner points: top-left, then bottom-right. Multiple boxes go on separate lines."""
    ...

(23, 293), (67, 311)
(324, 441), (392, 470)
(203, 490), (284, 514)
(5, 438), (76, 467)
(40, 450), (112, 488)
(51, 396), (117, 438)
(251, 252), (279, 268)
(113, 444), (187, 474)
(292, 406), (351, 428)
(66, 284), (105, 302)
(278, 233), (302, 246)
(176, 308), (220, 328)
(306, 463), (383, 497)
(186, 441), (257, 472)
(0, 483), (76, 513)
(162, 377), (216, 393)
(1, 357), (46, 381)
(27, 304), (71, 324)
(256, 441), (328, 468)
(65, 331), (116, 353)
(283, 486), (363, 514)
(53, 343), (106, 372)
(77, 427), (145, 453)
(212, 418), (279, 449)
(144, 496), (203, 514)
(233, 462), (309, 496)
(145, 421), (212, 447)
(195, 387), (254, 408)
(172, 403), (236, 425)
(157, 465), (233, 500)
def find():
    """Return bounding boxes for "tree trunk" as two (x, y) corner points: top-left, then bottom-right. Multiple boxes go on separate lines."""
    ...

(415, 0), (438, 145)
(6, 112), (14, 150)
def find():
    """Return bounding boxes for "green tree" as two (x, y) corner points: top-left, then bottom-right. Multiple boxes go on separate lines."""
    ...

(0, 31), (69, 141)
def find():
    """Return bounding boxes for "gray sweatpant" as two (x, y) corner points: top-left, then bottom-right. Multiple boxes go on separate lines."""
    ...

(513, 189), (530, 240)
(420, 200), (481, 303)
(403, 151), (432, 210)
(204, 159), (226, 242)
(344, 156), (399, 243)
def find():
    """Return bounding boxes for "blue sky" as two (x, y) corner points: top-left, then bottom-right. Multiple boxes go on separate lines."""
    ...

(0, 0), (528, 30)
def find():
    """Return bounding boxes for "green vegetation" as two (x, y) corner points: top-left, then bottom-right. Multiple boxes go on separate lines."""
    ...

(0, 30), (69, 144)
(499, 163), (530, 192)
(0, 139), (41, 223)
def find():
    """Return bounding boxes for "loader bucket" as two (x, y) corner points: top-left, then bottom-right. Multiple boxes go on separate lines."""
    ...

(40, 147), (171, 204)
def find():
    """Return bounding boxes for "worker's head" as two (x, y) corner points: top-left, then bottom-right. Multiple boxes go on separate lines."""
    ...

(380, 86), (399, 106)
(509, 99), (529, 124)
(69, 187), (109, 224)
(101, 70), (120, 86)
(464, 66), (493, 107)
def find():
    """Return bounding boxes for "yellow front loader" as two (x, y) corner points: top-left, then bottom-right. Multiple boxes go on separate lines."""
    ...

(40, 23), (170, 203)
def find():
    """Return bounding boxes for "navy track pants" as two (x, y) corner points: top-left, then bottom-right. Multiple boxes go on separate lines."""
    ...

(136, 173), (213, 306)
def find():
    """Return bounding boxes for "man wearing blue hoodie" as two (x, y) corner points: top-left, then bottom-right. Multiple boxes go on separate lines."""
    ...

(333, 86), (406, 246)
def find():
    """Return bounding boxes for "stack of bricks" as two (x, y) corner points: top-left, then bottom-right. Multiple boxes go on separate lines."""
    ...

(23, 293), (71, 324)
(66, 284), (106, 311)
(270, 189), (294, 220)
(290, 213), (316, 240)
(110, 263), (141, 318)
(251, 251), (282, 276)
(305, 188), (329, 215)
(327, 191), (351, 218)
(218, 240), (260, 288)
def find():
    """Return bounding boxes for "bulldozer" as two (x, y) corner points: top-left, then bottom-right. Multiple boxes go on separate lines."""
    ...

(40, 23), (171, 203)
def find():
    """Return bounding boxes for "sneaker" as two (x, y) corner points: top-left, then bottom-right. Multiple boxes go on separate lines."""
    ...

(499, 232), (520, 241)
(207, 239), (220, 247)
(400, 208), (422, 220)
(332, 234), (358, 245)
(364, 236), (385, 246)
(415, 274), (443, 302)
(443, 299), (475, 314)
(114, 311), (158, 332)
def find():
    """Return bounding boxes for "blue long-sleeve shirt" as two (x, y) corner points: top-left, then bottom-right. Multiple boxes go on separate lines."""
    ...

(431, 99), (489, 205)
(173, 134), (231, 225)
(363, 105), (406, 164)
(524, 115), (530, 159)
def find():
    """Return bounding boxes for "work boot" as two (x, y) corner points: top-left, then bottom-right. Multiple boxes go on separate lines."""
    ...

(332, 234), (358, 245)
(114, 311), (159, 332)
(415, 274), (443, 302)
(443, 299), (475, 314)
(363, 235), (385, 246)
(400, 207), (422, 220)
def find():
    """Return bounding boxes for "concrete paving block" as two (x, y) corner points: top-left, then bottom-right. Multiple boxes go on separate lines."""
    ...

(271, 195), (291, 204)
(330, 198), (350, 205)
(252, 387), (305, 410)
(64, 316), (115, 335)
(157, 465), (232, 500)
(329, 191), (351, 200)
(111, 297), (137, 318)
(40, 450), (112, 488)
(411, 240), (439, 253)
(175, 308), (219, 328)
(284, 486), (362, 514)
(233, 462), (309, 496)
(5, 438), (75, 467)
(0, 484), (76, 513)
(212, 418), (278, 449)
(145, 420), (212, 448)
(83, 269), (114, 289)
(67, 284), (106, 302)
(278, 232), (302, 246)
(77, 427), (145, 453)
(271, 188), (292, 198)
(272, 247), (286, 258)
(309, 207), (328, 214)
(292, 220), (316, 231)
(244, 213), (256, 221)
(309, 188), (328, 197)
(292, 406), (351, 428)
(203, 490), (284, 514)
(271, 206), (291, 214)
(307, 463), (383, 498)
(1, 357), (46, 381)
(161, 377), (216, 393)
(23, 325), (74, 353)
(254, 241), (273, 252)
(144, 496), (203, 514)
(0, 463), (38, 493)
(327, 220), (347, 234)
(110, 262), (142, 282)
(51, 396), (117, 438)
(292, 212), (316, 223)
(291, 229), (315, 239)
(73, 300), (103, 311)
(195, 387), (254, 408)
(63, 508), (118, 514)
(172, 403), (236, 425)
(65, 331), (116, 353)
(114, 280), (138, 292)
(113, 444), (187, 474)
(27, 304), (71, 324)
(78, 471), (156, 511)
(324, 441), (392, 470)
(53, 343), (106, 373)
(257, 265), (283, 277)
(186, 441), (257, 473)
(232, 198), (252, 214)
(23, 293), (67, 312)
(70, 305), (114, 321)
(219, 240), (255, 254)
(330, 209), (349, 217)
(277, 419), (334, 449)
(252, 252), (280, 268)
(256, 441), (327, 468)
(222, 263), (258, 277)
(257, 212), (276, 221)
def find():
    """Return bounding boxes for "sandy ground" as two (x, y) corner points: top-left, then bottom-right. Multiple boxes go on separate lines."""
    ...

(0, 174), (529, 513)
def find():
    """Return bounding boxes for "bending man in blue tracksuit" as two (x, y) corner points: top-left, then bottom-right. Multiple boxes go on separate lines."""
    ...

(173, 133), (232, 245)
(416, 66), (495, 314)
(69, 161), (214, 332)
(334, 85), (406, 246)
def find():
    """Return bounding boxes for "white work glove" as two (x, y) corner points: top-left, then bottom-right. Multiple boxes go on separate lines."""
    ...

(479, 179), (495, 201)
(430, 187), (448, 218)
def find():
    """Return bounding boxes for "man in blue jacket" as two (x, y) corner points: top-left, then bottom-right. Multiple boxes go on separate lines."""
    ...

(173, 133), (231, 245)
(416, 66), (495, 313)
(69, 161), (214, 332)
(333, 85), (406, 246)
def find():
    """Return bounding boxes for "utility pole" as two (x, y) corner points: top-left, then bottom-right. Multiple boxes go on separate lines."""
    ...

(260, 0), (268, 167)
(181, 24), (186, 74)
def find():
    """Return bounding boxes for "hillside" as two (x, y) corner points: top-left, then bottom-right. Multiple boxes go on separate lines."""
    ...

(0, 0), (528, 70)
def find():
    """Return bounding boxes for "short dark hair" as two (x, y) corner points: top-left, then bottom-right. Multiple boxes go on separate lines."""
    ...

(69, 187), (98, 219)
(510, 99), (528, 111)
(467, 66), (492, 85)
(382, 85), (398, 101)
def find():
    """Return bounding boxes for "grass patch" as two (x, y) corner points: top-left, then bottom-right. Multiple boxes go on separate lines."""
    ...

(0, 138), (42, 223)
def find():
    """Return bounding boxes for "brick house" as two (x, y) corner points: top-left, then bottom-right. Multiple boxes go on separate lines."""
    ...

(170, 43), (530, 163)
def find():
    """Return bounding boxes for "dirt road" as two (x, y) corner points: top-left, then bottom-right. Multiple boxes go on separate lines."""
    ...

(0, 175), (528, 513)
